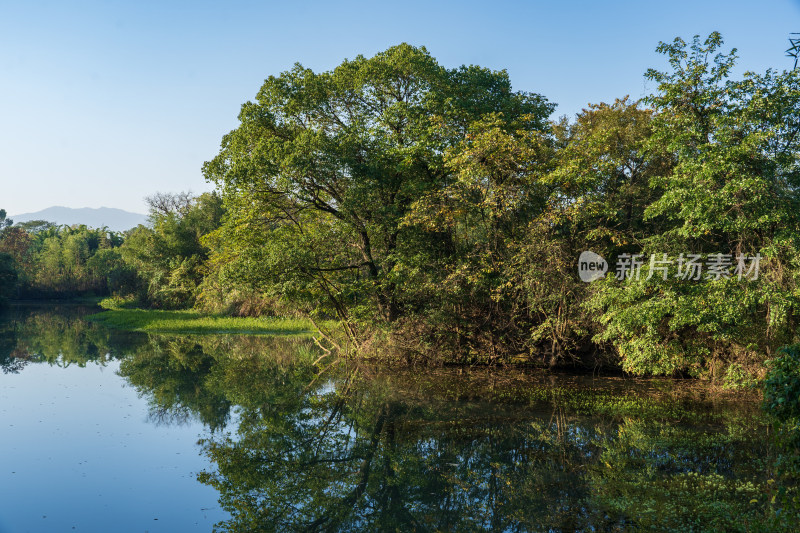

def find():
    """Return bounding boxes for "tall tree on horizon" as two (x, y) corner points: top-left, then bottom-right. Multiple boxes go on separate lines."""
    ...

(203, 44), (554, 345)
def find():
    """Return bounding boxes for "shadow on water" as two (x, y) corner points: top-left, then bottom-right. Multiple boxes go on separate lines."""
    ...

(1, 304), (779, 532)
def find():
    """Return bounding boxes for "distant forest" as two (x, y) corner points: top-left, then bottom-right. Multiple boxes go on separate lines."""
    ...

(2, 33), (800, 381)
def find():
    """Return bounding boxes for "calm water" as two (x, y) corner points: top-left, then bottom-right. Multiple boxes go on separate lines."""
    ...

(0, 304), (775, 532)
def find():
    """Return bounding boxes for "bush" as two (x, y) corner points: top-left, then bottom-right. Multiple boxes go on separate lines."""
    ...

(762, 344), (800, 528)
(764, 345), (800, 423)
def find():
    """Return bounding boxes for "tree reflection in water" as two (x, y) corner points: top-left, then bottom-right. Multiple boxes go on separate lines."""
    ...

(131, 344), (771, 533)
(1, 305), (779, 532)
(0, 303), (141, 372)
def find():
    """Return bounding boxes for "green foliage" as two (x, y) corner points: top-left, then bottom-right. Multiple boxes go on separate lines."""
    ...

(0, 211), (24, 301)
(0, 221), (126, 299)
(203, 43), (554, 356)
(119, 191), (224, 308)
(0, 209), (12, 230)
(723, 362), (759, 390)
(0, 252), (17, 304)
(196, 36), (800, 370)
(87, 306), (324, 335)
(762, 344), (800, 527)
(14, 220), (56, 234)
(586, 33), (800, 377)
(86, 248), (138, 295)
(520, 97), (667, 367)
(764, 344), (800, 423)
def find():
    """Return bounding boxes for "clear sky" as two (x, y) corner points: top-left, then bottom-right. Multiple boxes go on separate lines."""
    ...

(2, 0), (799, 215)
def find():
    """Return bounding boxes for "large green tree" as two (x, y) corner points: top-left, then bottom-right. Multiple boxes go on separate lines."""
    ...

(203, 44), (554, 348)
(589, 33), (800, 377)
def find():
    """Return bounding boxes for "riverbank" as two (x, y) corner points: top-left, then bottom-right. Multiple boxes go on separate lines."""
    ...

(87, 308), (317, 335)
(87, 299), (327, 335)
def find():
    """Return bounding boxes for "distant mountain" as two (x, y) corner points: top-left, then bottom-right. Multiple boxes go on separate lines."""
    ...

(10, 206), (149, 232)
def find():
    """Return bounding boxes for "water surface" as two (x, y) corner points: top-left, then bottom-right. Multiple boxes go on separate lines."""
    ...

(0, 304), (227, 532)
(0, 304), (774, 532)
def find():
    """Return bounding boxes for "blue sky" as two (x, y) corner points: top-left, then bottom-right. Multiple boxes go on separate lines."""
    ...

(2, 0), (799, 215)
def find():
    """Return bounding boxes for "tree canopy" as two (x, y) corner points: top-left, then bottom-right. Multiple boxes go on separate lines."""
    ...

(4, 33), (800, 379)
(203, 43), (555, 354)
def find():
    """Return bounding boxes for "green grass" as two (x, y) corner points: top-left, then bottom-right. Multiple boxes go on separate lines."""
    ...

(87, 307), (323, 336)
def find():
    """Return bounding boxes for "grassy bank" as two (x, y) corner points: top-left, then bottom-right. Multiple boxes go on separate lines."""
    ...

(87, 300), (326, 336)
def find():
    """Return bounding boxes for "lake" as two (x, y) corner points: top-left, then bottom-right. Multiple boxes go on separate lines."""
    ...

(0, 304), (775, 532)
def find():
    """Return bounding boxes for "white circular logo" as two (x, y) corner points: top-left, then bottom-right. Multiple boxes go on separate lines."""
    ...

(578, 251), (608, 282)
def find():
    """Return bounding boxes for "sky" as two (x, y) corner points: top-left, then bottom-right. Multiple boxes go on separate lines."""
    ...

(2, 0), (799, 215)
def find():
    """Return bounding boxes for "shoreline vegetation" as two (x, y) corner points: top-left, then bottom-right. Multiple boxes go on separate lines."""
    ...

(85, 298), (327, 336)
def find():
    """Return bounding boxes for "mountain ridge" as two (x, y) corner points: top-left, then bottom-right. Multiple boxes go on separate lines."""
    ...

(10, 206), (149, 232)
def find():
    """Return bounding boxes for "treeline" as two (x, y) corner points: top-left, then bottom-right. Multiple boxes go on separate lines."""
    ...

(0, 210), (132, 299)
(0, 194), (230, 308)
(200, 33), (800, 379)
(3, 33), (799, 379)
(0, 192), (272, 315)
(0, 216), (135, 299)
